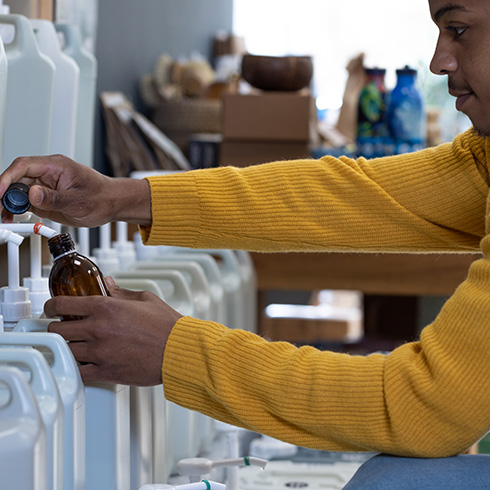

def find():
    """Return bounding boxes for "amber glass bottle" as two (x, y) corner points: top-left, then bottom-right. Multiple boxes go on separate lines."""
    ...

(48, 233), (110, 321)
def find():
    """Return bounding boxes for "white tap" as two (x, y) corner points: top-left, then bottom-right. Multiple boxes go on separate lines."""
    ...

(139, 480), (227, 490)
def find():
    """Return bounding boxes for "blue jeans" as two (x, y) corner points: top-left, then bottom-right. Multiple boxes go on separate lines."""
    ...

(343, 454), (490, 489)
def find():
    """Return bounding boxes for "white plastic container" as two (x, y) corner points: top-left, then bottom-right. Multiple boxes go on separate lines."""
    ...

(0, 35), (7, 171)
(137, 253), (226, 324)
(85, 382), (131, 490)
(234, 250), (257, 333)
(113, 221), (137, 271)
(0, 365), (47, 490)
(30, 19), (80, 157)
(55, 23), (97, 167)
(0, 346), (64, 490)
(0, 14), (55, 170)
(172, 249), (245, 330)
(112, 269), (194, 317)
(113, 274), (198, 478)
(4, 327), (86, 490)
(130, 260), (213, 320)
(115, 278), (173, 485)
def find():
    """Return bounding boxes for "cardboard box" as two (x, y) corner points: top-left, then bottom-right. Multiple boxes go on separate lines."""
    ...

(222, 92), (315, 142)
(219, 140), (310, 167)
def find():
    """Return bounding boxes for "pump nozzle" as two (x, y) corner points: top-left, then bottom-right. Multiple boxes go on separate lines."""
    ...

(177, 457), (268, 483)
(139, 481), (227, 490)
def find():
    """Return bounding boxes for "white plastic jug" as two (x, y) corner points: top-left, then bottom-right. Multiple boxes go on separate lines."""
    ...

(85, 382), (131, 490)
(234, 250), (257, 333)
(0, 346), (64, 490)
(130, 260), (213, 320)
(113, 269), (194, 317)
(0, 35), (7, 171)
(4, 326), (86, 490)
(0, 14), (55, 170)
(55, 23), (97, 167)
(105, 277), (160, 488)
(115, 278), (173, 485)
(136, 253), (226, 324)
(113, 274), (199, 477)
(0, 365), (47, 490)
(30, 19), (80, 157)
(172, 249), (245, 330)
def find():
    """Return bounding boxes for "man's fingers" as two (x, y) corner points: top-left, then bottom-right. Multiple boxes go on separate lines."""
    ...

(78, 363), (105, 384)
(48, 319), (94, 342)
(45, 296), (89, 319)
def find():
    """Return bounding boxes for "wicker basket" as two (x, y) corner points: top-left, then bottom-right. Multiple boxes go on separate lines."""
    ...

(151, 98), (221, 154)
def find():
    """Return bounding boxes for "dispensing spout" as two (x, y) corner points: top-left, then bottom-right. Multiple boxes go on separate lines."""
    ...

(139, 480), (227, 490)
(0, 228), (24, 289)
(177, 456), (268, 486)
(0, 222), (59, 239)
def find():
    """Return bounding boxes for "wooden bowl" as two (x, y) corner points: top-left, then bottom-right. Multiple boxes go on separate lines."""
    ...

(241, 54), (313, 91)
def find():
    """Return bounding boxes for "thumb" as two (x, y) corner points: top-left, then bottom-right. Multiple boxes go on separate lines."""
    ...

(29, 185), (62, 210)
(105, 276), (139, 300)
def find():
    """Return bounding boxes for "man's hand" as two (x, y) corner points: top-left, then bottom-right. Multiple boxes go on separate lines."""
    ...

(0, 155), (151, 227)
(45, 278), (182, 385)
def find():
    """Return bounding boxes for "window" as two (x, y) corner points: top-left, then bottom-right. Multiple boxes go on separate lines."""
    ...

(233, 0), (470, 141)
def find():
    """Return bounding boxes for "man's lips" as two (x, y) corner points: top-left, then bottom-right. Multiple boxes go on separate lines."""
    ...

(449, 89), (474, 112)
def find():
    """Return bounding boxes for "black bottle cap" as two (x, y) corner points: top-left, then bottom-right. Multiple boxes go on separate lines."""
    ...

(2, 182), (31, 214)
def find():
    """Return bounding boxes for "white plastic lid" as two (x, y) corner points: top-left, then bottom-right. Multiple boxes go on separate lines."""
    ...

(23, 277), (50, 317)
(0, 286), (32, 325)
(0, 1), (10, 15)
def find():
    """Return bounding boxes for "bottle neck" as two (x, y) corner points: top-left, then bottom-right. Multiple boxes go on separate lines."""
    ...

(48, 233), (77, 261)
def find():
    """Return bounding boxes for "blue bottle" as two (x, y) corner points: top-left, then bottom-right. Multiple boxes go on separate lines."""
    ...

(388, 66), (425, 154)
(356, 68), (391, 158)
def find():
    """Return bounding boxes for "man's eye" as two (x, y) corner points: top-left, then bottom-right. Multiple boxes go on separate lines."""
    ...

(447, 26), (467, 38)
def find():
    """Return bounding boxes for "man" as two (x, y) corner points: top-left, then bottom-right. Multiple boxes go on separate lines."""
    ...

(2, 0), (490, 487)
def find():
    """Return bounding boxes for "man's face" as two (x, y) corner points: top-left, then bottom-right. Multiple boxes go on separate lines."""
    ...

(429, 0), (490, 135)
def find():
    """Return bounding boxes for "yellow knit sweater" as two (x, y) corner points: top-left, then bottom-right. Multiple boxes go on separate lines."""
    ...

(141, 128), (490, 458)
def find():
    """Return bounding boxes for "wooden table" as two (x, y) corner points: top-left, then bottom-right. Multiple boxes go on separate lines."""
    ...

(251, 252), (481, 296)
(251, 252), (482, 340)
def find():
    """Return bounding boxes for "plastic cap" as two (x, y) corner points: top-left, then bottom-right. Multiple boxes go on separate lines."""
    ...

(2, 182), (31, 214)
(0, 286), (32, 324)
(23, 277), (50, 317)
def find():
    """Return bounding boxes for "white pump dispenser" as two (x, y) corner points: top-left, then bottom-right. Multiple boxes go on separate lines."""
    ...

(0, 228), (31, 330)
(0, 222), (59, 319)
(140, 482), (227, 490)
(93, 222), (120, 275)
(113, 221), (137, 270)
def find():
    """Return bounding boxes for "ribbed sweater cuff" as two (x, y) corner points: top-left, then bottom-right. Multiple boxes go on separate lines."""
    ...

(142, 173), (202, 247)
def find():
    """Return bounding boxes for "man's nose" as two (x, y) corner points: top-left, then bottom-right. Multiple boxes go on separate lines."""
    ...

(430, 39), (458, 75)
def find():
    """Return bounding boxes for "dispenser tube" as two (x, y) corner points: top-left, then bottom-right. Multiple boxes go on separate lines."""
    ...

(0, 229), (24, 289)
(0, 222), (58, 239)
(30, 233), (42, 279)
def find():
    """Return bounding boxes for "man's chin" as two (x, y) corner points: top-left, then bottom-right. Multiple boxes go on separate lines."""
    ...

(471, 125), (490, 138)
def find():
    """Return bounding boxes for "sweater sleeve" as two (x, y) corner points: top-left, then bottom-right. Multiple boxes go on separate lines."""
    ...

(142, 130), (489, 253)
(163, 235), (490, 457)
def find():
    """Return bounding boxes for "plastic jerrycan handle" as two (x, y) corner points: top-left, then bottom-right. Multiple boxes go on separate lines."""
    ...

(0, 346), (59, 402)
(1, 14), (40, 56)
(0, 365), (40, 421)
(0, 331), (82, 388)
(113, 269), (194, 316)
(54, 22), (79, 50)
(132, 261), (212, 319)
